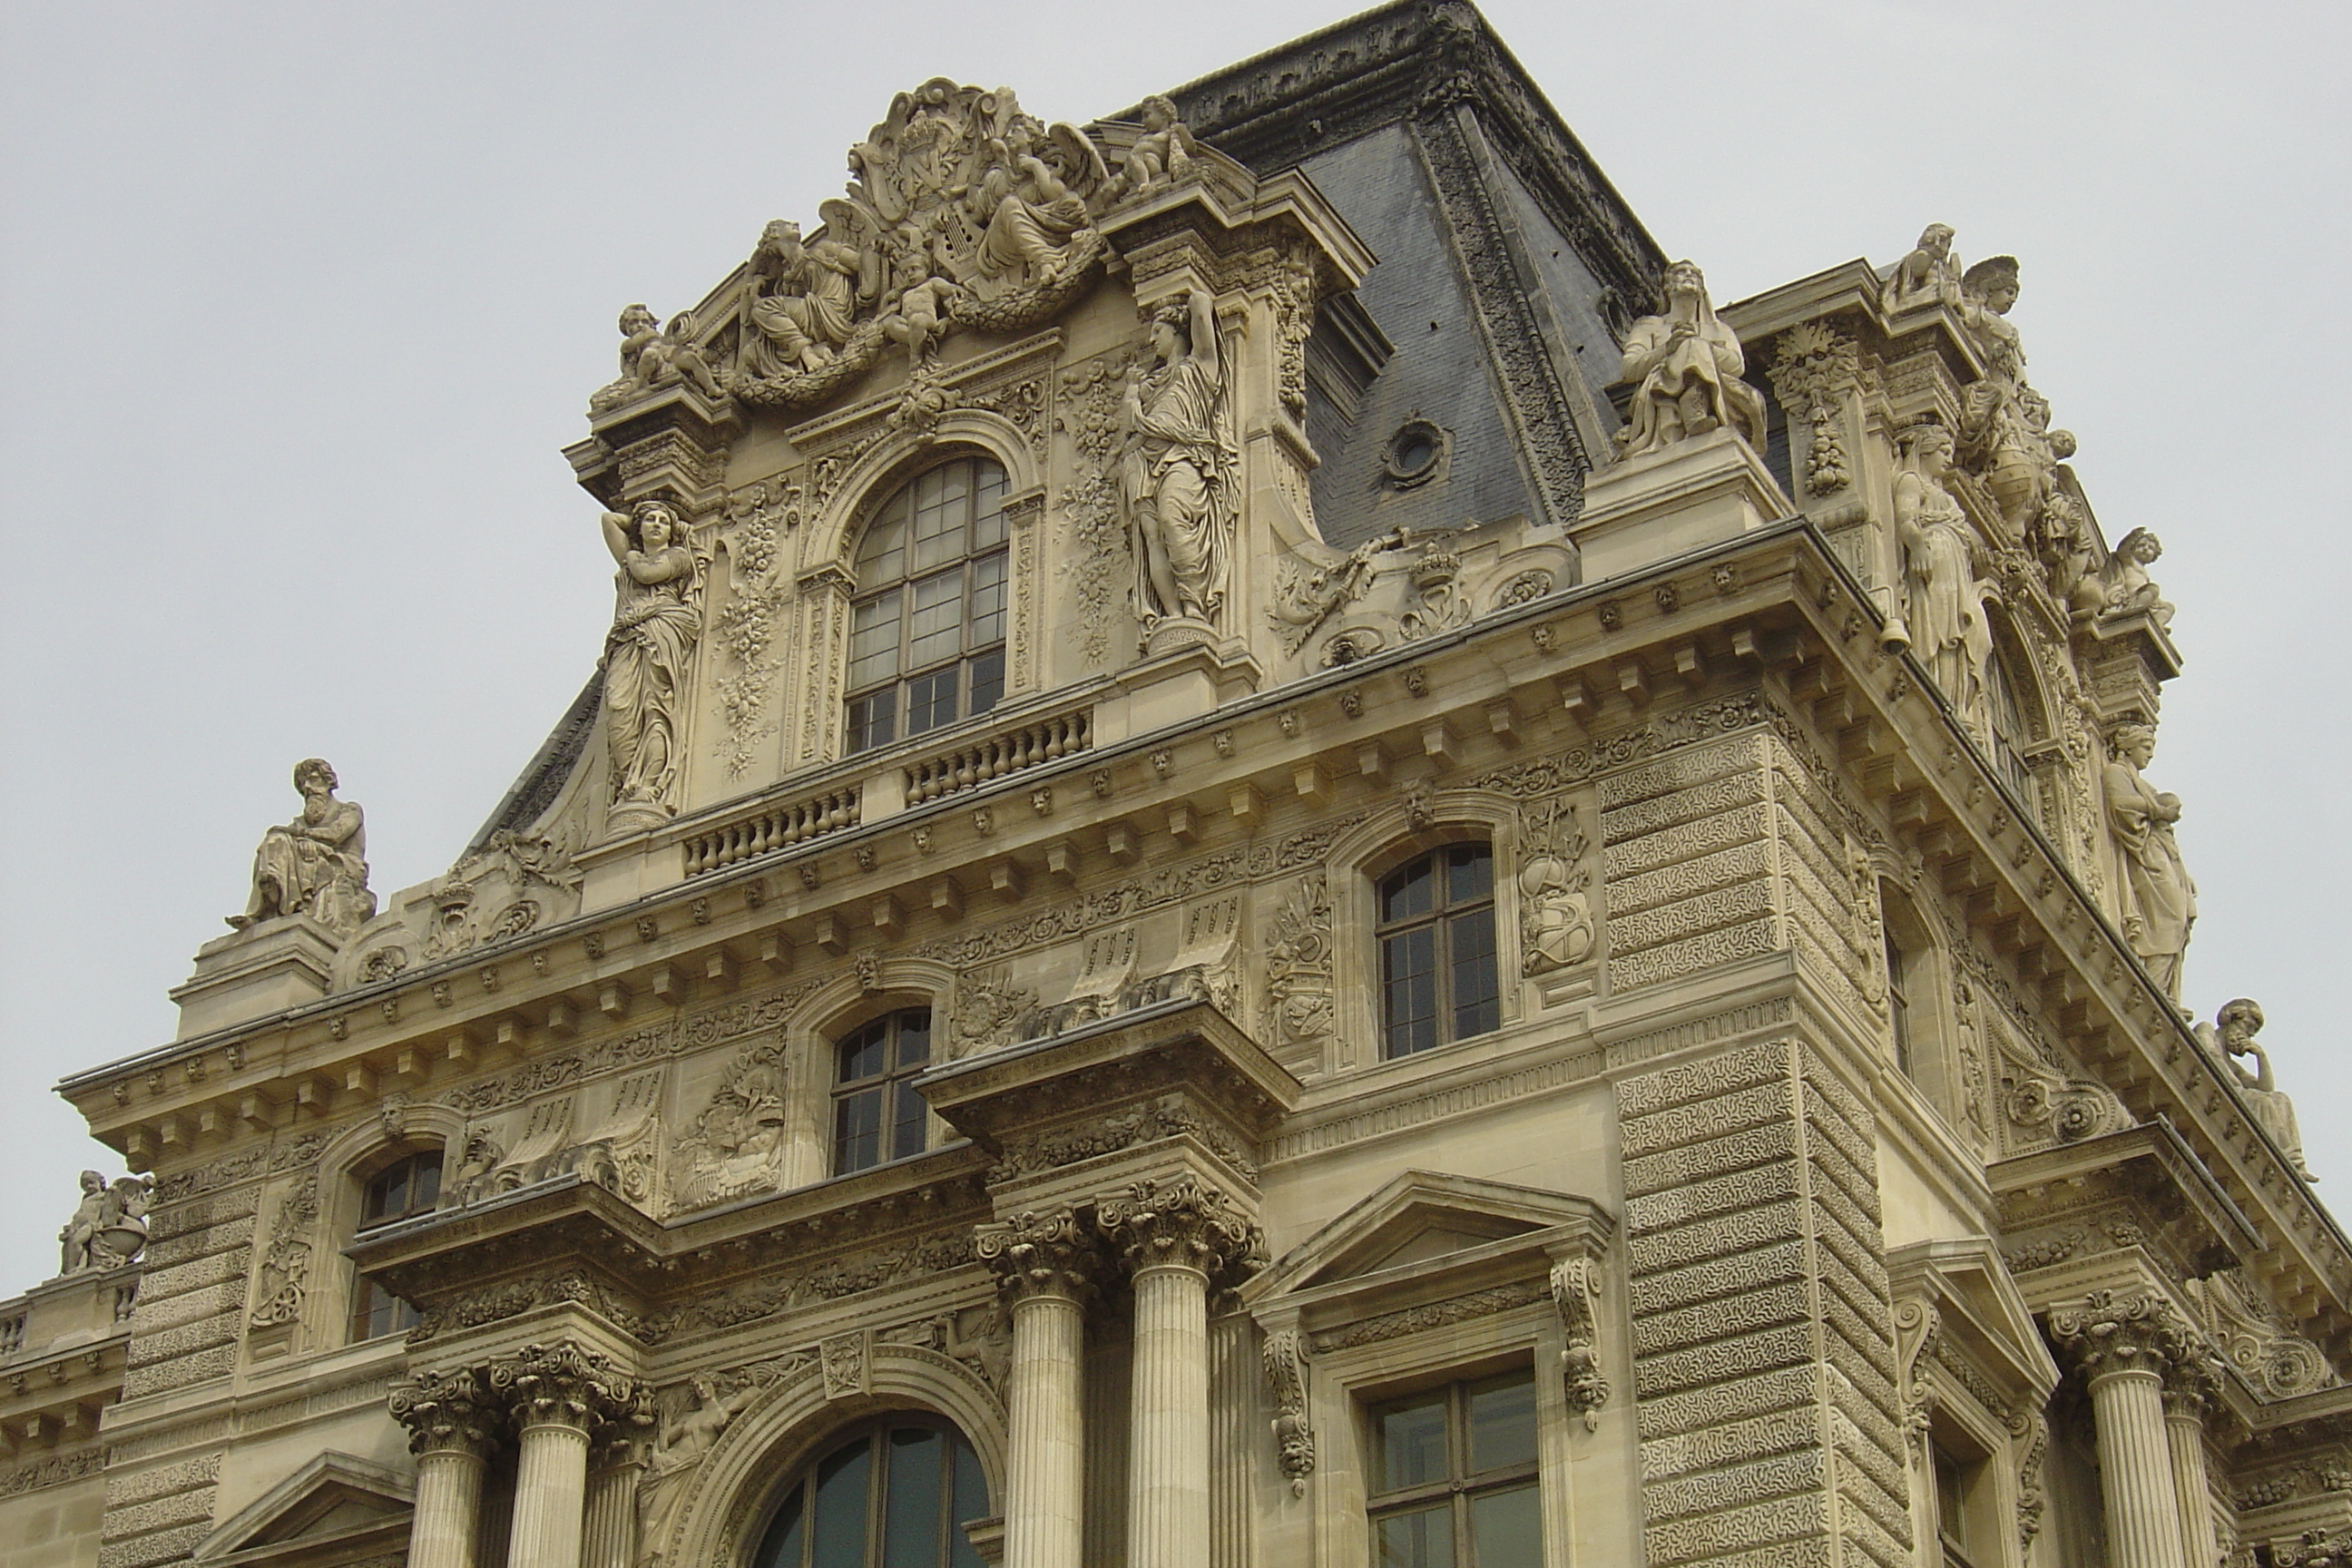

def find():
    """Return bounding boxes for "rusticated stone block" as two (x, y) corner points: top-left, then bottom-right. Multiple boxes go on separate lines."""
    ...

(1621, 1080), (1791, 1158)
(1632, 1239), (1808, 1317)
(1604, 803), (1768, 879)
(121, 1343), (235, 1399)
(1642, 1407), (1817, 1480)
(1632, 1280), (1812, 1359)
(146, 1187), (261, 1246)
(1628, 1203), (1806, 1279)
(1634, 1324), (1814, 1401)
(126, 1279), (241, 1334)
(1602, 736), (1764, 808)
(104, 1455), (220, 1506)
(1618, 1041), (1790, 1120)
(1607, 916), (1779, 993)
(1602, 769), (1767, 845)
(122, 1314), (237, 1367)
(1611, 839), (1772, 919)
(136, 1244), (253, 1304)
(141, 1216), (255, 1273)
(1644, 1448), (1826, 1523)
(99, 1488), (216, 1539)
(1623, 1120), (1798, 1198)
(1625, 1162), (1802, 1233)
(1643, 1490), (1827, 1566)
(1635, 1366), (1817, 1443)
(1607, 880), (1775, 954)
(98, 1521), (211, 1568)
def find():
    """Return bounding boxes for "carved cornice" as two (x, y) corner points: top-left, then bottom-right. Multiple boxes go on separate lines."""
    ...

(387, 1366), (500, 1459)
(974, 1209), (1097, 1304)
(484, 1341), (653, 1438)
(1097, 1176), (1263, 1285)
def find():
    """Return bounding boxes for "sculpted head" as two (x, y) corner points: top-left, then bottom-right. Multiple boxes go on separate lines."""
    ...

(1899, 420), (1956, 473)
(293, 759), (338, 797)
(1662, 260), (1707, 302)
(2111, 722), (2157, 769)
(758, 220), (803, 262)
(1141, 94), (1179, 132)
(1963, 255), (2021, 314)
(1149, 298), (1191, 360)
(2218, 997), (2265, 1045)
(618, 303), (657, 337)
(1916, 223), (1955, 257)
(632, 500), (680, 552)
(2118, 528), (2163, 565)
(79, 1170), (103, 1196)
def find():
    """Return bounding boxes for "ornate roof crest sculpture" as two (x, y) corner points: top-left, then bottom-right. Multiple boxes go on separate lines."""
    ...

(726, 80), (1177, 412)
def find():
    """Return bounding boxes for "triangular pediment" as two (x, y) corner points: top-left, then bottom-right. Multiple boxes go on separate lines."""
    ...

(1250, 1170), (1611, 1306)
(193, 1453), (413, 1566)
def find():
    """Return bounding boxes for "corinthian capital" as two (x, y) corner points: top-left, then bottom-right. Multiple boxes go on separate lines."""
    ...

(975, 1209), (1096, 1303)
(485, 1341), (655, 1438)
(2047, 1289), (2202, 1382)
(1097, 1176), (1263, 1284)
(389, 1366), (500, 1459)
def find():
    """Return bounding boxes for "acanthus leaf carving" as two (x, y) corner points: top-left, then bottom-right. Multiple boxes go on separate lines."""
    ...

(1262, 1327), (1314, 1494)
(1549, 1255), (1608, 1430)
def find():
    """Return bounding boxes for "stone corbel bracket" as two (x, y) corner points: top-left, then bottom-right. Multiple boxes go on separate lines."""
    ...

(1546, 1247), (1608, 1430)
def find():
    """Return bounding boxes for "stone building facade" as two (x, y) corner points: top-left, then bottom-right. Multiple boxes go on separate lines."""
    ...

(5, 5), (2347, 1567)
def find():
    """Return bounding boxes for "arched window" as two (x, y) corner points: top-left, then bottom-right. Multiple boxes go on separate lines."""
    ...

(1984, 647), (2034, 799)
(833, 1011), (933, 1174)
(1376, 844), (1500, 1059)
(846, 456), (1010, 755)
(752, 1419), (989, 1568)
(349, 1148), (439, 1340)
(1878, 883), (1961, 1127)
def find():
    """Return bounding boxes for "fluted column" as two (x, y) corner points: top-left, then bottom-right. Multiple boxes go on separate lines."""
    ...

(975, 1210), (1095, 1568)
(2162, 1351), (2225, 1568)
(2049, 1292), (2192, 1568)
(582, 1442), (646, 1568)
(391, 1367), (501, 1568)
(1100, 1178), (1261, 1568)
(489, 1343), (655, 1568)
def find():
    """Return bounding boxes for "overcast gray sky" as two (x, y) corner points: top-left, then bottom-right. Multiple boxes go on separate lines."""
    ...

(2, 0), (2345, 1294)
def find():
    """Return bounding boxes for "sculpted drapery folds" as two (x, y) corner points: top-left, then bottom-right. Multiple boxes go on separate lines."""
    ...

(601, 500), (701, 820)
(1612, 260), (1767, 458)
(740, 220), (864, 379)
(2197, 998), (2315, 1181)
(1122, 288), (1234, 637)
(2103, 723), (2195, 997)
(227, 758), (376, 936)
(1892, 422), (1994, 725)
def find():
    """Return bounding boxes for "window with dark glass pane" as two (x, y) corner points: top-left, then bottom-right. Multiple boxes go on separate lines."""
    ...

(750, 1419), (989, 1568)
(833, 1011), (933, 1175)
(1376, 844), (1499, 1059)
(846, 456), (1012, 756)
(1367, 1369), (1542, 1567)
(349, 1149), (440, 1341)
(1883, 898), (1914, 1077)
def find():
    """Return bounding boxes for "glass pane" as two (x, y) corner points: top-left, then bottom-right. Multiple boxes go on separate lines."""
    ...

(908, 573), (965, 668)
(848, 592), (903, 690)
(835, 1090), (881, 1174)
(810, 1437), (871, 1567)
(1375, 1504), (1455, 1568)
(839, 1022), (887, 1083)
(896, 1012), (932, 1068)
(858, 501), (905, 581)
(848, 692), (896, 754)
(881, 1427), (943, 1568)
(974, 466), (1007, 548)
(969, 553), (1007, 645)
(411, 1158), (439, 1212)
(968, 650), (1005, 719)
(890, 1080), (928, 1162)
(1381, 857), (1434, 923)
(912, 466), (969, 572)
(1467, 1484), (1539, 1566)
(1466, 1374), (1537, 1473)
(948, 1432), (988, 1568)
(1377, 1392), (1449, 1491)
(907, 668), (959, 736)
(1447, 906), (1500, 1041)
(1445, 844), (1493, 906)
(753, 1485), (806, 1568)
(1382, 927), (1436, 1058)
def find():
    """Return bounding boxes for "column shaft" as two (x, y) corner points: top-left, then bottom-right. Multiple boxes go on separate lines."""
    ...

(507, 1419), (592, 1568)
(2165, 1409), (2220, 1568)
(582, 1458), (642, 1568)
(2087, 1368), (2189, 1568)
(410, 1447), (487, 1568)
(1004, 1291), (1085, 1568)
(1127, 1263), (1210, 1568)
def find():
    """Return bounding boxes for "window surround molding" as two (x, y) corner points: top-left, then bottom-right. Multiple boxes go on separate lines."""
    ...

(784, 403), (1046, 771)
(1242, 1171), (1613, 1568)
(1318, 793), (1526, 1078)
(777, 959), (959, 1188)
(264, 1104), (460, 1355)
(658, 1347), (1004, 1568)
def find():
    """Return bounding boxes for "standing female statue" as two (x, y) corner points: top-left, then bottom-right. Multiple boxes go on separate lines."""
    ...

(1122, 288), (1232, 634)
(2103, 722), (2196, 996)
(1894, 423), (1993, 724)
(601, 500), (701, 820)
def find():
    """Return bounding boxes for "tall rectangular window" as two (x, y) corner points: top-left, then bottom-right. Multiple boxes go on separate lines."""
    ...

(1377, 844), (1500, 1059)
(1367, 1369), (1542, 1566)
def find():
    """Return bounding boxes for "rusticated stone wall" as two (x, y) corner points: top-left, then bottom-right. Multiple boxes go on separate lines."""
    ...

(1618, 1040), (1911, 1568)
(1602, 736), (1779, 995)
